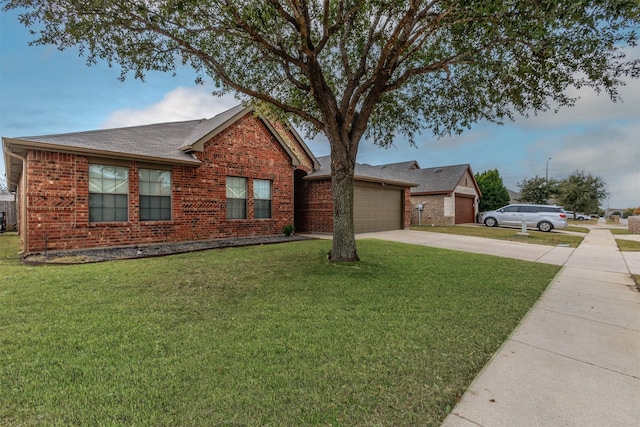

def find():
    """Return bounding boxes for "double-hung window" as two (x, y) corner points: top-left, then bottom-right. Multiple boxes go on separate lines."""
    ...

(89, 164), (129, 222)
(139, 169), (172, 221)
(226, 177), (247, 219)
(253, 179), (272, 219)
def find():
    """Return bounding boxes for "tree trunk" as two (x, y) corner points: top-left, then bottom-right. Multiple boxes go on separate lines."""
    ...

(328, 143), (359, 262)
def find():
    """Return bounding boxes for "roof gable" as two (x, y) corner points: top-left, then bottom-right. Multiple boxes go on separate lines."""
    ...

(372, 161), (481, 195)
(3, 105), (320, 191)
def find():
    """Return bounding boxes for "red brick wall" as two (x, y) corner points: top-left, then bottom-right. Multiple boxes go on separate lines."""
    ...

(23, 114), (309, 253)
(295, 179), (334, 233)
(403, 188), (412, 229)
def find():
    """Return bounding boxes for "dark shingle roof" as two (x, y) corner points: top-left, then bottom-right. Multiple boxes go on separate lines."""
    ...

(180, 104), (248, 151)
(360, 160), (471, 194)
(4, 104), (309, 167)
(402, 164), (472, 194)
(306, 156), (419, 187)
(14, 120), (204, 164)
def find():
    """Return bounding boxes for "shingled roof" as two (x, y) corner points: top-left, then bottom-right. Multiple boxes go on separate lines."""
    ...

(2, 105), (317, 191)
(306, 156), (419, 187)
(390, 164), (474, 194)
(375, 161), (480, 195)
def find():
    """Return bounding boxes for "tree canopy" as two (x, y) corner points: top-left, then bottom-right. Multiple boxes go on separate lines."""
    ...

(518, 176), (558, 205)
(4, 0), (639, 261)
(556, 171), (608, 215)
(475, 169), (510, 212)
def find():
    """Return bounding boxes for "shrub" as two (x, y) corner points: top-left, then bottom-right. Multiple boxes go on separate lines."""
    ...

(283, 224), (295, 237)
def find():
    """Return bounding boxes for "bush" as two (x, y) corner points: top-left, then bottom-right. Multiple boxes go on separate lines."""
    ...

(283, 224), (295, 237)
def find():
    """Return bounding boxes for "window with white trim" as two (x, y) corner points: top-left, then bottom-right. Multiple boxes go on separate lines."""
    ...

(226, 177), (247, 219)
(139, 168), (172, 221)
(89, 164), (129, 222)
(253, 179), (272, 219)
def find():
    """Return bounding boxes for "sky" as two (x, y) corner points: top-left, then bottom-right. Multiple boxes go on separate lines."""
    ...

(1, 9), (639, 209)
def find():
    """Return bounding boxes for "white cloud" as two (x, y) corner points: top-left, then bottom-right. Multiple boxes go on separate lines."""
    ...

(514, 73), (640, 130)
(101, 86), (239, 128)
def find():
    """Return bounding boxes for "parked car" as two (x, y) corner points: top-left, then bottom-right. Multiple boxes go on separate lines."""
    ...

(565, 211), (591, 220)
(479, 204), (568, 232)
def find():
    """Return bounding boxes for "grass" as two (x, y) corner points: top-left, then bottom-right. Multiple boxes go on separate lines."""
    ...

(610, 229), (630, 235)
(615, 238), (640, 252)
(411, 225), (584, 248)
(0, 233), (560, 426)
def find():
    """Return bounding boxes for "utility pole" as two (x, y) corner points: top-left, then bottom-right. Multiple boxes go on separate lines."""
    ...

(545, 157), (552, 203)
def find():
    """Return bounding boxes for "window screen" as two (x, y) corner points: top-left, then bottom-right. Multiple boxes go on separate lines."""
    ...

(89, 164), (128, 222)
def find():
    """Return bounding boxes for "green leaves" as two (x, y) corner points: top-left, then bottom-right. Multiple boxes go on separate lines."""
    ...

(557, 170), (608, 214)
(475, 169), (511, 211)
(5, 0), (638, 143)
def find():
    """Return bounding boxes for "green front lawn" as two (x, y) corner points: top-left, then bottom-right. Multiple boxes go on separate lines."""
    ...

(1, 233), (559, 426)
(412, 225), (584, 248)
(616, 238), (640, 252)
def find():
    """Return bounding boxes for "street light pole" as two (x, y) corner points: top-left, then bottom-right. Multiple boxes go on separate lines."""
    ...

(545, 157), (551, 203)
(545, 157), (551, 181)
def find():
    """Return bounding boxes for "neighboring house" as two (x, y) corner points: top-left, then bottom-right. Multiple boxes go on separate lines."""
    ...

(508, 189), (521, 204)
(2, 105), (416, 254)
(0, 193), (17, 231)
(374, 161), (482, 225)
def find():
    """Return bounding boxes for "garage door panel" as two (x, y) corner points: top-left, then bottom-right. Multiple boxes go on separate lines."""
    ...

(455, 196), (475, 224)
(354, 186), (402, 232)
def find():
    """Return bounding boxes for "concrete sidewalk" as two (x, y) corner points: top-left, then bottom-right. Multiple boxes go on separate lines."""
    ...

(304, 228), (640, 425)
(441, 228), (640, 426)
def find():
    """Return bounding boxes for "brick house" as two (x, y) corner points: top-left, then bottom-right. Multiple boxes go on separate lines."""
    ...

(2, 105), (416, 255)
(374, 161), (482, 225)
(297, 156), (418, 233)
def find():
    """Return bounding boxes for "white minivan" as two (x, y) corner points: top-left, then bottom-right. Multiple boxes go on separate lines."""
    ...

(479, 204), (568, 232)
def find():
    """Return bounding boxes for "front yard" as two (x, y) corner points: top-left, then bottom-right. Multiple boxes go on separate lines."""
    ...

(1, 233), (559, 426)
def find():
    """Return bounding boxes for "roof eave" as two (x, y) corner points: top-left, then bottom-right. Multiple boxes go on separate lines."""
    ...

(411, 190), (452, 196)
(180, 106), (254, 152)
(304, 173), (418, 187)
(285, 125), (320, 170)
(261, 119), (300, 167)
(3, 138), (202, 167)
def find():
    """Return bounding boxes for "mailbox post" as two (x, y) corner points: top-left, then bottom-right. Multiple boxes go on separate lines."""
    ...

(516, 219), (529, 237)
(416, 204), (424, 226)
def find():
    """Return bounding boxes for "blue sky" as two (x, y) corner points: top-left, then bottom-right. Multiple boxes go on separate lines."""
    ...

(1, 9), (639, 209)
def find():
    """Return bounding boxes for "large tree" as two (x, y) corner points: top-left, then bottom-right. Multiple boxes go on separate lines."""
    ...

(4, 1), (638, 261)
(557, 171), (608, 216)
(475, 169), (510, 212)
(518, 176), (558, 205)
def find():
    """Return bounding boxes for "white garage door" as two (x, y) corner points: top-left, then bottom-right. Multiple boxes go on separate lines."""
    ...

(354, 185), (403, 233)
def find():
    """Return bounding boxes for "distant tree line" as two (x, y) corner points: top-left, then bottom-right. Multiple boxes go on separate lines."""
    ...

(474, 169), (612, 217)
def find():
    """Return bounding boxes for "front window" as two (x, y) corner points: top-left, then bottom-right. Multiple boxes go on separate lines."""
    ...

(254, 179), (272, 219)
(139, 169), (172, 221)
(226, 177), (247, 219)
(89, 164), (128, 222)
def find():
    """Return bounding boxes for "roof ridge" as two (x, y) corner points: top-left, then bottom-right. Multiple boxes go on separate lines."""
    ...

(15, 118), (205, 140)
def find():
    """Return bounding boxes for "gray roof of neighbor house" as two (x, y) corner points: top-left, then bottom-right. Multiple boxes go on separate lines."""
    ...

(2, 105), (318, 192)
(371, 162), (480, 195)
(306, 156), (419, 187)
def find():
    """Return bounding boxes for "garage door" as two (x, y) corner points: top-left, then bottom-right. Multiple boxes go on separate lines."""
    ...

(455, 195), (475, 224)
(354, 185), (403, 233)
